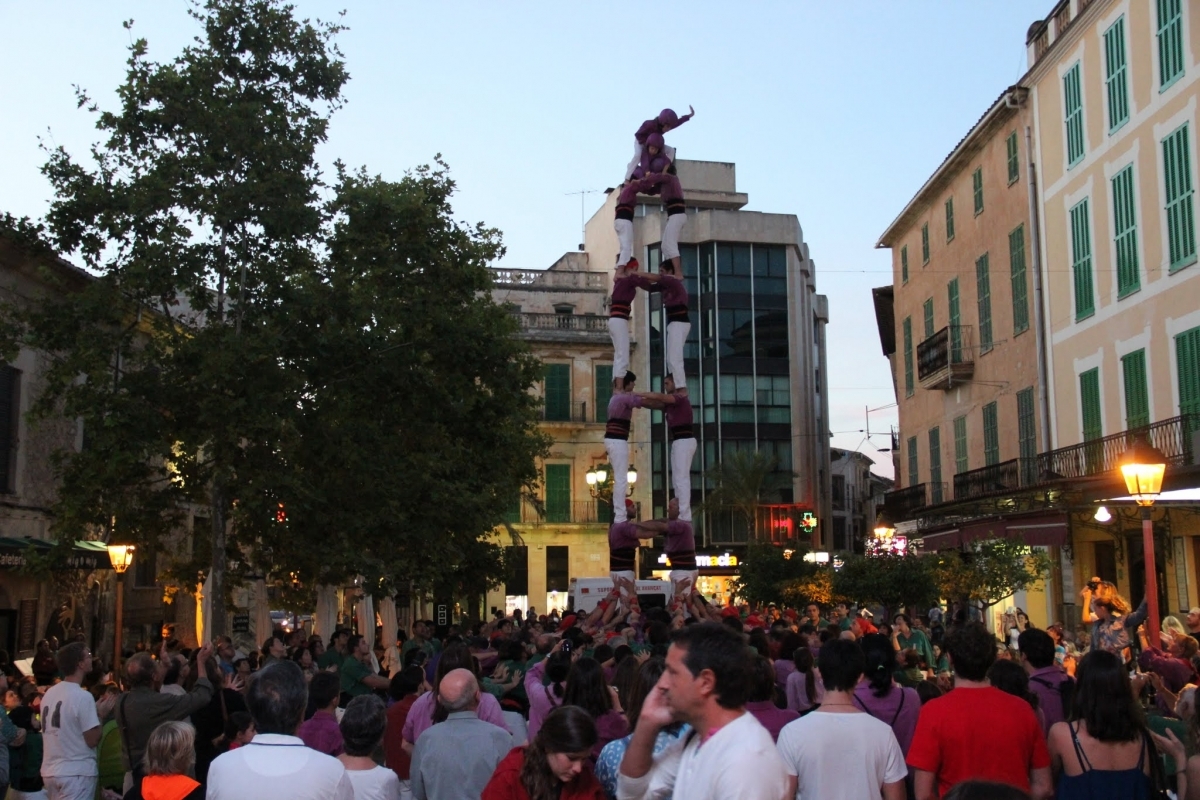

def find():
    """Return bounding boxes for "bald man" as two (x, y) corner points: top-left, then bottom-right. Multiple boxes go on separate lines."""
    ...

(410, 669), (512, 800)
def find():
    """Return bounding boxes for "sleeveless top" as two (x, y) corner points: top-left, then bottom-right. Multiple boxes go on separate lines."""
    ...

(1055, 724), (1151, 800)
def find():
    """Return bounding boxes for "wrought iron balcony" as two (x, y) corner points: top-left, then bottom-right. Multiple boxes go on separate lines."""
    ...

(492, 269), (607, 291)
(1036, 414), (1196, 481)
(882, 483), (941, 521)
(503, 499), (611, 526)
(917, 325), (974, 390)
(540, 401), (597, 425)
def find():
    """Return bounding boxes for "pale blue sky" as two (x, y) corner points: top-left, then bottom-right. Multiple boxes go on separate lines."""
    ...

(0, 1), (1053, 478)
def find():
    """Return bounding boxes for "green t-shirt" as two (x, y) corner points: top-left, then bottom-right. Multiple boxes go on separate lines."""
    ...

(340, 655), (372, 697)
(897, 629), (935, 670)
(317, 647), (343, 671)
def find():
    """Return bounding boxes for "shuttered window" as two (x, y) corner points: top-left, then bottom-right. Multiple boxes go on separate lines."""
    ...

(907, 435), (919, 487)
(545, 464), (571, 522)
(595, 364), (613, 422)
(1104, 17), (1130, 132)
(1064, 63), (1085, 167)
(1176, 326), (1200, 428)
(973, 168), (984, 215)
(1010, 226), (1029, 334)
(1080, 368), (1102, 442)
(983, 402), (999, 466)
(929, 427), (943, 504)
(903, 317), (914, 397)
(901, 245), (909, 284)
(1157, 0), (1184, 90)
(1112, 165), (1140, 296)
(921, 223), (930, 264)
(945, 197), (955, 242)
(953, 415), (968, 475)
(543, 363), (571, 421)
(976, 254), (993, 354)
(1007, 132), (1020, 184)
(948, 279), (962, 362)
(923, 298), (935, 339)
(1121, 349), (1149, 429)
(1070, 200), (1095, 320)
(1017, 388), (1037, 484)
(1163, 124), (1196, 271)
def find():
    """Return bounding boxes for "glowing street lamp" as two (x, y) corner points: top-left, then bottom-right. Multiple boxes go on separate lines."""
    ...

(107, 544), (135, 675)
(1119, 438), (1167, 648)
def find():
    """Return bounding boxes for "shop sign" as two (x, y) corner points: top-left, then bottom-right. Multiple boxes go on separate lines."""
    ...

(232, 613), (250, 634)
(657, 552), (739, 568)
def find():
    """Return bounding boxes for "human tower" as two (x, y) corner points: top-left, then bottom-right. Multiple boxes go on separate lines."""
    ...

(603, 107), (699, 613)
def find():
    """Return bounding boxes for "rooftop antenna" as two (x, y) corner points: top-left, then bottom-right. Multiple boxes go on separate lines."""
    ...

(565, 189), (601, 250)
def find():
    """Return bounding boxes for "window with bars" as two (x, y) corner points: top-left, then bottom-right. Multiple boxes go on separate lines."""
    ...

(948, 279), (962, 362)
(907, 435), (919, 487)
(1070, 200), (1095, 320)
(1010, 226), (1029, 334)
(1007, 132), (1020, 184)
(1064, 63), (1085, 167)
(973, 169), (984, 215)
(976, 254), (993, 353)
(1176, 326), (1200, 424)
(953, 416), (968, 475)
(1017, 388), (1037, 484)
(1111, 165), (1140, 297)
(1121, 349), (1149, 429)
(923, 298), (935, 339)
(1104, 17), (1130, 132)
(1157, 0), (1184, 90)
(921, 224), (930, 264)
(1162, 124), (1196, 271)
(903, 318), (914, 398)
(929, 427), (942, 504)
(1080, 369), (1102, 441)
(983, 402), (999, 466)
(901, 245), (908, 284)
(945, 197), (955, 242)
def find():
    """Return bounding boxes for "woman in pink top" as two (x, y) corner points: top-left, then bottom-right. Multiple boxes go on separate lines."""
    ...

(401, 643), (508, 751)
(525, 646), (573, 741)
(562, 656), (628, 760)
(786, 647), (826, 713)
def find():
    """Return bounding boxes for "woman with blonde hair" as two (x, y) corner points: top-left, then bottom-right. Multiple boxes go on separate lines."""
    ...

(125, 720), (204, 800)
(1081, 580), (1147, 656)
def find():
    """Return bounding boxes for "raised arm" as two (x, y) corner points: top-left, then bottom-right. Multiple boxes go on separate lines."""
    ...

(635, 520), (669, 534)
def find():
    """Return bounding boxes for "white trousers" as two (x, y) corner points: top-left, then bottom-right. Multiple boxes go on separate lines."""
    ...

(605, 437), (630, 521)
(625, 138), (677, 181)
(671, 437), (697, 521)
(615, 218), (634, 267)
(666, 321), (690, 388)
(661, 212), (687, 261)
(44, 776), (97, 800)
(608, 317), (630, 378)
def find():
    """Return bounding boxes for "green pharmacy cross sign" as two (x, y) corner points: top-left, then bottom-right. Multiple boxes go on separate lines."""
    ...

(800, 512), (818, 532)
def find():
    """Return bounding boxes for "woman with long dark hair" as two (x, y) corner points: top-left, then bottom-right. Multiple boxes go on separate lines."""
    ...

(785, 647), (824, 714)
(853, 633), (920, 757)
(1046, 649), (1155, 798)
(525, 642), (573, 740)
(594, 658), (680, 800)
(562, 658), (628, 759)
(482, 705), (604, 800)
(773, 632), (804, 697)
(401, 643), (508, 752)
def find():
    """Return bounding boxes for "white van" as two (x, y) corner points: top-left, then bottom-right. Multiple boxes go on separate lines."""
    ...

(568, 577), (673, 614)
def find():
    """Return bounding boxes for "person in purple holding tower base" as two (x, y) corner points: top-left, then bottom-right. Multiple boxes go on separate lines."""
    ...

(605, 372), (643, 520)
(625, 106), (695, 181)
(635, 498), (696, 604)
(608, 257), (657, 390)
(609, 499), (644, 613)
(636, 374), (695, 521)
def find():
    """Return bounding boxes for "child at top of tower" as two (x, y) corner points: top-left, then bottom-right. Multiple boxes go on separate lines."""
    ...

(625, 106), (694, 181)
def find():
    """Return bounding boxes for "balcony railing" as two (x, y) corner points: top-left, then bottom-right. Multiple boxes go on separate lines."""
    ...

(512, 312), (611, 338)
(504, 499), (611, 525)
(541, 401), (594, 424)
(954, 459), (1026, 501)
(917, 325), (974, 390)
(492, 269), (607, 290)
(883, 483), (935, 521)
(1037, 414), (1196, 481)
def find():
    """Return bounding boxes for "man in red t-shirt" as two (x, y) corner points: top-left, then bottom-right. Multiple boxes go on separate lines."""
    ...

(383, 665), (428, 794)
(907, 622), (1051, 799)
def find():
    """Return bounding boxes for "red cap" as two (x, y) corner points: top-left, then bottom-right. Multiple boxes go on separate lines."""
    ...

(721, 606), (740, 618)
(557, 614), (577, 632)
(745, 615), (764, 628)
(627, 257), (640, 272)
(625, 498), (636, 513)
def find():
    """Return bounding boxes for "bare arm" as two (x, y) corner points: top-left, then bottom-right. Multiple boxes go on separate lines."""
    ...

(83, 724), (102, 749)
(913, 769), (936, 800)
(1029, 767), (1052, 800)
(637, 391), (676, 405)
(882, 779), (905, 800)
(635, 520), (669, 534)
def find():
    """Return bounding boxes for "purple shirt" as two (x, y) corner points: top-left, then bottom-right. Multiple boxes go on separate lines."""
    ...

(1027, 665), (1069, 734)
(524, 659), (564, 741)
(786, 670), (825, 713)
(609, 521), (642, 551)
(297, 709), (343, 756)
(664, 520), (695, 557)
(665, 395), (693, 429)
(401, 689), (508, 744)
(641, 171), (684, 204)
(616, 174), (661, 207)
(592, 710), (630, 759)
(774, 660), (796, 697)
(852, 682), (921, 755)
(607, 392), (643, 422)
(611, 273), (651, 308)
(656, 274), (688, 308)
(634, 110), (693, 144)
(745, 700), (799, 743)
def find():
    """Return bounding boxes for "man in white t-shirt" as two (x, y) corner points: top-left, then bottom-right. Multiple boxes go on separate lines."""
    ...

(777, 638), (906, 800)
(41, 642), (115, 800)
(618, 622), (789, 800)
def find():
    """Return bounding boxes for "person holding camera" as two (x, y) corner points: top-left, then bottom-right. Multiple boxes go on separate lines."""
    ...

(1080, 579), (1147, 657)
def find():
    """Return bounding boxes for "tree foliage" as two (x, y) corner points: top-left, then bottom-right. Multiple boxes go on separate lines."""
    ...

(702, 450), (793, 540)
(731, 541), (820, 607)
(833, 553), (939, 616)
(926, 539), (1053, 614)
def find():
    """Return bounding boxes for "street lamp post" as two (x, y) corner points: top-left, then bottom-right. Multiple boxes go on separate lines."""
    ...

(106, 544), (135, 675)
(1118, 439), (1167, 649)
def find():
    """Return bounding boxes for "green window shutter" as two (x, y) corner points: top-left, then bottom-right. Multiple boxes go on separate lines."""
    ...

(1112, 165), (1140, 297)
(545, 464), (571, 522)
(595, 364), (613, 422)
(1017, 388), (1037, 484)
(1176, 326), (1200, 424)
(1157, 0), (1184, 90)
(976, 253), (993, 353)
(543, 363), (571, 421)
(903, 318), (914, 397)
(923, 298), (935, 339)
(1121, 349), (1149, 429)
(945, 197), (955, 242)
(1163, 124), (1197, 271)
(973, 168), (984, 215)
(921, 224), (930, 264)
(907, 435), (919, 487)
(1064, 63), (1085, 167)
(1007, 131), (1020, 184)
(947, 279), (962, 362)
(1104, 17), (1130, 131)
(928, 427), (942, 503)
(1009, 226), (1029, 334)
(982, 402), (999, 466)
(953, 415), (968, 475)
(504, 491), (523, 524)
(901, 245), (909, 284)
(1069, 200), (1095, 320)
(1080, 368), (1102, 441)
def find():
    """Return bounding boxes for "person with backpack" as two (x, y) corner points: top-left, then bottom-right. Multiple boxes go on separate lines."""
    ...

(1019, 629), (1073, 735)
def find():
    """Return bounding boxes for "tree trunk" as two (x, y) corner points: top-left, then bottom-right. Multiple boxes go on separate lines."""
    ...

(209, 483), (228, 638)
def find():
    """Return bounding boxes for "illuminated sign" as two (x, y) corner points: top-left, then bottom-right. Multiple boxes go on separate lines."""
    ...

(800, 512), (818, 531)
(657, 552), (739, 568)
